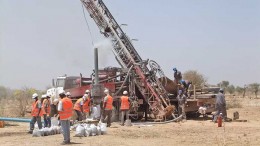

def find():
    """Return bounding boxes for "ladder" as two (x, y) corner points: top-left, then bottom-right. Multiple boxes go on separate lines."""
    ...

(81, 0), (172, 118)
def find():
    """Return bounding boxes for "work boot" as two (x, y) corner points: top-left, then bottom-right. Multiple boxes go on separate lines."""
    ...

(28, 130), (33, 134)
(60, 141), (70, 145)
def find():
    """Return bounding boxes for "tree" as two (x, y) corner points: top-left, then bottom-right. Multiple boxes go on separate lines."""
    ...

(13, 87), (37, 117)
(217, 81), (229, 89)
(0, 86), (7, 99)
(248, 83), (260, 98)
(226, 85), (235, 95)
(183, 70), (207, 89)
(236, 86), (244, 95)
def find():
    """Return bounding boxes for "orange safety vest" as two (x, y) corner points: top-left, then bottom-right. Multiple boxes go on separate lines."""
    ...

(83, 98), (91, 113)
(74, 98), (83, 112)
(43, 99), (51, 115)
(120, 96), (130, 110)
(104, 95), (113, 110)
(31, 100), (43, 117)
(59, 97), (73, 120)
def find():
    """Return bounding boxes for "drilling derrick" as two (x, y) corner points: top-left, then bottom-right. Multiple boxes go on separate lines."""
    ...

(81, 0), (174, 120)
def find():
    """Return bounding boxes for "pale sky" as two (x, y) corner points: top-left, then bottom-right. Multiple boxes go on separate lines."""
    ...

(0, 0), (260, 90)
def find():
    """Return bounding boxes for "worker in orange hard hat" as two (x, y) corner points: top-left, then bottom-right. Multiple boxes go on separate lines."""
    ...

(101, 89), (113, 127)
(120, 91), (130, 126)
(29, 93), (43, 134)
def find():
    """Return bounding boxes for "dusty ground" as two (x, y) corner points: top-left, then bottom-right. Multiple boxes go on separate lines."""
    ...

(0, 98), (260, 146)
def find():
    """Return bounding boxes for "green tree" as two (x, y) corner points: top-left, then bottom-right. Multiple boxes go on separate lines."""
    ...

(236, 86), (244, 95)
(226, 85), (235, 95)
(183, 70), (207, 89)
(249, 83), (260, 98)
(14, 87), (37, 117)
(217, 81), (229, 89)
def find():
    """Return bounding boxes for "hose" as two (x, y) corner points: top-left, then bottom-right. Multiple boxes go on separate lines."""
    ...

(114, 65), (133, 96)
(132, 115), (183, 125)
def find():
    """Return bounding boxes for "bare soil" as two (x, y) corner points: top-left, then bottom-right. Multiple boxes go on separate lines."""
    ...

(0, 98), (260, 146)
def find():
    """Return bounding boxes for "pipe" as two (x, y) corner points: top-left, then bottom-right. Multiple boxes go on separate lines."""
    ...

(132, 115), (183, 125)
(0, 117), (31, 123)
(94, 47), (99, 84)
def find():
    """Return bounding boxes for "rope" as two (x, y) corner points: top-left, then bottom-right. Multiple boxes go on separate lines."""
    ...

(81, 3), (94, 46)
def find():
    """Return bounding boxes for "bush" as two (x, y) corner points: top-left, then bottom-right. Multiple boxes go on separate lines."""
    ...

(226, 98), (242, 109)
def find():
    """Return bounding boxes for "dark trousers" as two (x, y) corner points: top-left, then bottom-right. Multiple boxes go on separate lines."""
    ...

(101, 110), (112, 126)
(213, 106), (227, 122)
(75, 110), (83, 121)
(43, 114), (51, 127)
(30, 116), (42, 131)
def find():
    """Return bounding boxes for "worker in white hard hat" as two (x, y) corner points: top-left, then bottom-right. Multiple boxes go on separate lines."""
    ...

(101, 89), (113, 127)
(65, 92), (71, 98)
(58, 90), (73, 145)
(43, 94), (51, 128)
(83, 90), (91, 119)
(120, 91), (131, 126)
(29, 93), (43, 134)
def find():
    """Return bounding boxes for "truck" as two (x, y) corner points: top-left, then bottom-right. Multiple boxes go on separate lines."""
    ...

(47, 0), (218, 122)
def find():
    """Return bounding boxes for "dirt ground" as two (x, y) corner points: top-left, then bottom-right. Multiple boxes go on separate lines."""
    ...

(1, 98), (260, 146)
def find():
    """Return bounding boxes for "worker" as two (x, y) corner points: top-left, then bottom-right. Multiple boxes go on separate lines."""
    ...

(213, 88), (227, 122)
(83, 90), (91, 119)
(66, 92), (71, 98)
(181, 80), (192, 97)
(120, 91), (130, 126)
(43, 94), (51, 128)
(73, 96), (84, 121)
(173, 67), (182, 84)
(58, 90), (73, 145)
(177, 90), (187, 121)
(29, 93), (43, 134)
(101, 89), (113, 127)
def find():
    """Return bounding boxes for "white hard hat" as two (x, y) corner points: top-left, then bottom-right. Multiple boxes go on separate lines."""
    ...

(123, 91), (128, 95)
(41, 94), (47, 98)
(46, 93), (52, 98)
(85, 90), (90, 93)
(58, 90), (65, 95)
(32, 93), (38, 99)
(66, 92), (71, 96)
(104, 89), (109, 94)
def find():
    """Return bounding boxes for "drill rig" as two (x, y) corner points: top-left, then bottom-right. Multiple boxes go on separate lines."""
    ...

(80, 0), (176, 121)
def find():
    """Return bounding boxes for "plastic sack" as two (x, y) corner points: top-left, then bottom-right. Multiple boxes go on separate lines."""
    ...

(100, 123), (107, 135)
(97, 126), (101, 135)
(75, 124), (85, 137)
(32, 129), (42, 137)
(51, 117), (59, 126)
(90, 124), (97, 136)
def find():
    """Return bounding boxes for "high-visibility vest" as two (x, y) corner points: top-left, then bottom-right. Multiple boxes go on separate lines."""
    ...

(31, 100), (43, 117)
(83, 98), (91, 113)
(74, 98), (83, 112)
(59, 97), (73, 120)
(104, 95), (113, 110)
(43, 99), (51, 115)
(120, 96), (130, 110)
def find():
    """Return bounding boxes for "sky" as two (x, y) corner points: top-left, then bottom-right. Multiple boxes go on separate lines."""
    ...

(0, 0), (260, 90)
